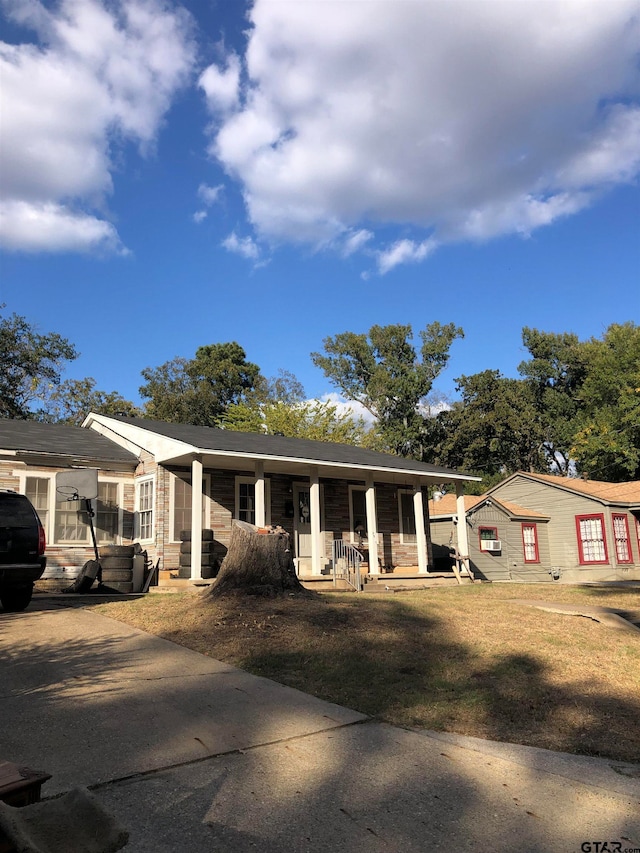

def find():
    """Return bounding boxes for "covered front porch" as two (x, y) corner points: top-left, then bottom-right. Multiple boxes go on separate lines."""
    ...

(84, 414), (479, 591)
(172, 453), (476, 589)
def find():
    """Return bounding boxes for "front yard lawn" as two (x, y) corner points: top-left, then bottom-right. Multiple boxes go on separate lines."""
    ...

(94, 582), (640, 763)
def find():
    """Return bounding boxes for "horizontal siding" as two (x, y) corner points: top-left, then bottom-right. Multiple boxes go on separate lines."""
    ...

(492, 476), (640, 581)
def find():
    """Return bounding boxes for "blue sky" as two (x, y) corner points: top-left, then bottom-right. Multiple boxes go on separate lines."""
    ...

(1, 0), (639, 412)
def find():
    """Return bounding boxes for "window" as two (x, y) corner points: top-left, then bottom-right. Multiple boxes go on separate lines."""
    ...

(238, 481), (255, 524)
(23, 472), (124, 544)
(235, 477), (270, 526)
(96, 482), (119, 544)
(479, 527), (498, 546)
(54, 496), (89, 543)
(522, 523), (539, 563)
(576, 514), (608, 564)
(25, 477), (49, 529)
(174, 474), (192, 537)
(398, 490), (416, 544)
(612, 514), (632, 564)
(136, 478), (154, 541)
(172, 473), (209, 541)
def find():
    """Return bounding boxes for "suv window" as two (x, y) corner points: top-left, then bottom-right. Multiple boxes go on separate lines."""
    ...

(1, 494), (40, 527)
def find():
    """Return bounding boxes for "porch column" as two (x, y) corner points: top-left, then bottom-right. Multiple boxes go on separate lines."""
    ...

(190, 454), (203, 581)
(254, 460), (266, 527)
(413, 480), (428, 574)
(365, 474), (379, 574)
(455, 482), (471, 576)
(309, 466), (323, 576)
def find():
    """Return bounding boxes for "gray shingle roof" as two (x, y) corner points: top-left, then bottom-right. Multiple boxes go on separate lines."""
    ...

(0, 419), (138, 466)
(107, 415), (471, 479)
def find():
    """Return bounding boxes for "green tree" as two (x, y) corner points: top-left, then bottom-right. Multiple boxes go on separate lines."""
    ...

(570, 322), (640, 480)
(433, 370), (546, 487)
(311, 321), (463, 457)
(223, 398), (372, 445)
(0, 307), (78, 419)
(140, 342), (261, 426)
(517, 327), (588, 474)
(39, 377), (141, 426)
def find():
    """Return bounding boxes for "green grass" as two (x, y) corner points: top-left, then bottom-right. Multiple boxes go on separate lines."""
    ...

(94, 582), (640, 763)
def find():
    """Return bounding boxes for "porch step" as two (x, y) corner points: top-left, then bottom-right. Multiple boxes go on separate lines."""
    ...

(299, 577), (353, 592)
(153, 569), (213, 593)
(361, 573), (472, 591)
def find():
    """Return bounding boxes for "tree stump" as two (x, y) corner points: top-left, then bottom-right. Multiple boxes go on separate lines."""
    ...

(207, 520), (312, 598)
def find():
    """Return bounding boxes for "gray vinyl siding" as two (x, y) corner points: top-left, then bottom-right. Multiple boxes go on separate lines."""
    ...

(430, 505), (552, 582)
(465, 505), (551, 582)
(491, 475), (640, 581)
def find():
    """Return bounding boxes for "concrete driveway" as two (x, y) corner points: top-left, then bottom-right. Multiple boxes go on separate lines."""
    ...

(1, 598), (639, 852)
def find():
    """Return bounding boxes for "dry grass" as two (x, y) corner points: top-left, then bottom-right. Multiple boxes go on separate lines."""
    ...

(93, 583), (640, 763)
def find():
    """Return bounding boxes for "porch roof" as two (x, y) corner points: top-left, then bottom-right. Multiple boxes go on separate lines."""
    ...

(428, 493), (548, 521)
(84, 414), (479, 485)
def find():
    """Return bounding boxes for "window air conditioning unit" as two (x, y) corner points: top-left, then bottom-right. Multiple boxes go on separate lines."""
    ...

(480, 539), (502, 552)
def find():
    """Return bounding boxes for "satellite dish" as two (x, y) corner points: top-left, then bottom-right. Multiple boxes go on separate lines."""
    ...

(56, 469), (99, 503)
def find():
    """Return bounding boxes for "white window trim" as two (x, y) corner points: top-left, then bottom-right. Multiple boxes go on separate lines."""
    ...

(169, 471), (212, 543)
(234, 476), (271, 526)
(397, 488), (417, 545)
(135, 475), (156, 544)
(19, 470), (126, 546)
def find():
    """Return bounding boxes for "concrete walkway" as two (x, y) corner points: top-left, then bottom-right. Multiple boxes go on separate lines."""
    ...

(1, 599), (639, 852)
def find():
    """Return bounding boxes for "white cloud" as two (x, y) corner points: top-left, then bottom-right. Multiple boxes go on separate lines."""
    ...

(318, 393), (376, 426)
(377, 237), (439, 275)
(192, 182), (223, 224)
(197, 183), (224, 206)
(0, 0), (194, 253)
(199, 53), (241, 115)
(201, 0), (640, 269)
(0, 199), (126, 254)
(341, 228), (373, 257)
(222, 231), (261, 260)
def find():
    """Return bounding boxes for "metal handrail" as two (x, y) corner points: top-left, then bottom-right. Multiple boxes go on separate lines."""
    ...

(332, 539), (362, 591)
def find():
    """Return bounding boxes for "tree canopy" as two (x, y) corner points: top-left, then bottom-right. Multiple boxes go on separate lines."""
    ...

(223, 398), (372, 446)
(3, 305), (637, 485)
(432, 370), (545, 481)
(311, 321), (463, 457)
(570, 322), (640, 480)
(139, 342), (261, 426)
(0, 307), (78, 419)
(431, 321), (640, 486)
(40, 378), (142, 426)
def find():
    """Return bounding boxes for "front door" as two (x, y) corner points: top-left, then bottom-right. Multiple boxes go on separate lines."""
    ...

(293, 484), (312, 573)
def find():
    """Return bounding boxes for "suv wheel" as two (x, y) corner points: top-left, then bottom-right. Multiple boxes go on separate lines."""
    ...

(0, 584), (34, 612)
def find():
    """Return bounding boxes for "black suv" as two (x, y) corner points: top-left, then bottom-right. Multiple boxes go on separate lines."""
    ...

(0, 490), (47, 611)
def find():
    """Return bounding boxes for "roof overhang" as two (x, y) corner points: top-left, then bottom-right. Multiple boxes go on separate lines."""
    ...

(5, 449), (137, 472)
(84, 413), (480, 486)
